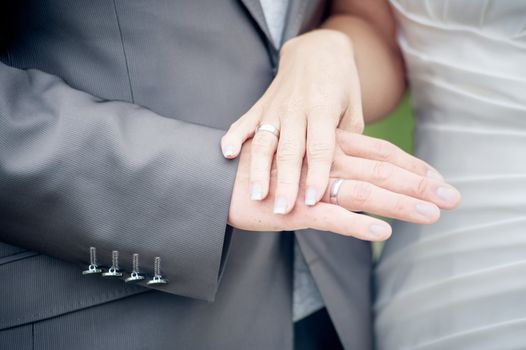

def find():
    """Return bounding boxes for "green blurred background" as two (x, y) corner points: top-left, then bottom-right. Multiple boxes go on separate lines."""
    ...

(363, 94), (414, 259)
(364, 94), (413, 154)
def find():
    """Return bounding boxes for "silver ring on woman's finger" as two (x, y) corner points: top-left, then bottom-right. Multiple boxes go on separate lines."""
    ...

(256, 123), (280, 138)
(330, 178), (345, 205)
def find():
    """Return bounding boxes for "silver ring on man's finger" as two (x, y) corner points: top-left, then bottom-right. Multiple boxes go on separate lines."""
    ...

(330, 178), (345, 205)
(256, 123), (280, 138)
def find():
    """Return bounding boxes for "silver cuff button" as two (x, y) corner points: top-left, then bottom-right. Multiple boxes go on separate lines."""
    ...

(102, 250), (123, 278)
(82, 247), (102, 275)
(125, 253), (145, 283)
(147, 256), (168, 285)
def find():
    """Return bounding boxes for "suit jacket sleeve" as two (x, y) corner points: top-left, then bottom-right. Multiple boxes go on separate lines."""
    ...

(0, 61), (238, 302)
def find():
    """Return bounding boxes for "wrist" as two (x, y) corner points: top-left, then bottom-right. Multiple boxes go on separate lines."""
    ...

(280, 29), (354, 59)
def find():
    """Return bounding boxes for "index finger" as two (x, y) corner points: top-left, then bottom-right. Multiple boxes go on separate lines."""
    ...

(336, 129), (444, 180)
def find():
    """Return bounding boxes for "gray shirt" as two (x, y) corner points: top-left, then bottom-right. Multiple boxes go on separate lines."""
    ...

(260, 0), (325, 322)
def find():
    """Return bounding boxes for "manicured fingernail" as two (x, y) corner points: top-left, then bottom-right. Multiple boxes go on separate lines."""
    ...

(368, 224), (391, 238)
(305, 187), (317, 206)
(426, 170), (444, 181)
(223, 145), (236, 158)
(250, 183), (263, 201)
(436, 186), (460, 204)
(273, 196), (287, 214)
(415, 203), (439, 219)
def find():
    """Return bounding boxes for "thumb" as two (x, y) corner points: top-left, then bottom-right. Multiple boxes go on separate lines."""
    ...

(221, 108), (261, 159)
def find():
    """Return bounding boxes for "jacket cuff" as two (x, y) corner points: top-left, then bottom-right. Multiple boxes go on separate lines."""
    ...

(96, 125), (239, 301)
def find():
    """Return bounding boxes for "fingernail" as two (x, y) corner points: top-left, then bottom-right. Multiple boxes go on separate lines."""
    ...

(250, 183), (263, 201)
(415, 203), (439, 219)
(223, 145), (236, 158)
(305, 187), (317, 206)
(426, 170), (444, 181)
(436, 186), (460, 204)
(273, 196), (287, 214)
(368, 224), (391, 239)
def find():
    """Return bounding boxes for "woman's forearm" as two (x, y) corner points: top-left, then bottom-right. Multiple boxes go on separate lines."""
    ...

(322, 4), (406, 123)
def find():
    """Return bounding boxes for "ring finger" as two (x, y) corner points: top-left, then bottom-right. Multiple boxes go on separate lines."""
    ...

(332, 155), (461, 209)
(249, 119), (280, 201)
(322, 178), (441, 224)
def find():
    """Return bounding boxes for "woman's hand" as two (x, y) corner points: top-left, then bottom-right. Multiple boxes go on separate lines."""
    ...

(221, 29), (364, 214)
(228, 130), (461, 241)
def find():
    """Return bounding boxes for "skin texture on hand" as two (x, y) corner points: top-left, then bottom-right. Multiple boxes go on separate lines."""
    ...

(221, 29), (363, 216)
(224, 0), (460, 241)
(227, 130), (461, 242)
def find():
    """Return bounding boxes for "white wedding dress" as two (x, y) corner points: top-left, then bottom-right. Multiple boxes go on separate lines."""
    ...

(375, 1), (526, 349)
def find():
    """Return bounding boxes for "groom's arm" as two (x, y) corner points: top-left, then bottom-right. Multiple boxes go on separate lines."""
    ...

(0, 60), (237, 302)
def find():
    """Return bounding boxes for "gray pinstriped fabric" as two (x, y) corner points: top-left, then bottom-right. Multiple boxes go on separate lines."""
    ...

(0, 1), (373, 349)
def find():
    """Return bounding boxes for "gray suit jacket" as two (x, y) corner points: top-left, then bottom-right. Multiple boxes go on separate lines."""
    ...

(0, 1), (373, 349)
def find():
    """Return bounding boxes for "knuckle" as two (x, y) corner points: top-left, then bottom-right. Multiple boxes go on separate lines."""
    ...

(307, 102), (338, 118)
(277, 176), (296, 187)
(372, 162), (394, 183)
(307, 141), (333, 161)
(307, 99), (330, 112)
(279, 111), (305, 130)
(374, 140), (396, 161)
(415, 176), (429, 196)
(252, 134), (275, 153)
(279, 98), (304, 115)
(279, 114), (297, 127)
(309, 84), (341, 107)
(394, 198), (407, 214)
(277, 139), (303, 164)
(350, 182), (373, 205)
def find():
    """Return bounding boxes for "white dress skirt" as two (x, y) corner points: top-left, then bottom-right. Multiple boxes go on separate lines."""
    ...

(374, 1), (526, 349)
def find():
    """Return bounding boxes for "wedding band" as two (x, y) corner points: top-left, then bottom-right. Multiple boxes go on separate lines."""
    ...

(256, 123), (280, 138)
(330, 179), (345, 205)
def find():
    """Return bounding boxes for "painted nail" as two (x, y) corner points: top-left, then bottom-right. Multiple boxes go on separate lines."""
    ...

(223, 145), (236, 158)
(273, 196), (287, 214)
(415, 203), (439, 219)
(250, 183), (263, 201)
(436, 186), (460, 204)
(305, 187), (317, 206)
(426, 170), (444, 181)
(368, 224), (391, 238)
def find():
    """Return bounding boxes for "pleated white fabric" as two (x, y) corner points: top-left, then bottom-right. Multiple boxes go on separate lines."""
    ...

(375, 1), (526, 349)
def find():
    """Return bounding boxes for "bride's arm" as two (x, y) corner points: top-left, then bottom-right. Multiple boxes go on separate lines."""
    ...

(221, 0), (410, 214)
(324, 0), (405, 122)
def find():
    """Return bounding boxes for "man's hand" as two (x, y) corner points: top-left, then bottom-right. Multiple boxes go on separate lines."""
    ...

(228, 130), (461, 241)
